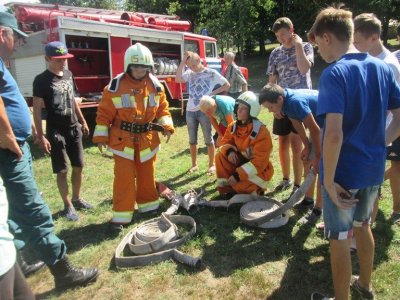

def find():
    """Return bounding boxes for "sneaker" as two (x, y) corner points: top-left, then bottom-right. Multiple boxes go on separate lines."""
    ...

(311, 292), (334, 300)
(350, 275), (374, 299)
(63, 207), (79, 221)
(108, 222), (124, 234)
(294, 197), (315, 210)
(288, 184), (300, 199)
(298, 207), (322, 225)
(273, 178), (292, 193)
(72, 198), (93, 210)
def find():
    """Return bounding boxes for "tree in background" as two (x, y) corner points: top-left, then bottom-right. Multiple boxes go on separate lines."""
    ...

(40, 0), (118, 10)
(38, 0), (400, 56)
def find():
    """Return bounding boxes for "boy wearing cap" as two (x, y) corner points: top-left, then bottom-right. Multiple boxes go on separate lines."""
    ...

(0, 12), (98, 291)
(33, 41), (93, 221)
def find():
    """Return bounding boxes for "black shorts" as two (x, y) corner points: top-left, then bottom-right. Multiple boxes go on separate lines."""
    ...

(386, 136), (400, 161)
(47, 124), (84, 173)
(272, 115), (297, 136)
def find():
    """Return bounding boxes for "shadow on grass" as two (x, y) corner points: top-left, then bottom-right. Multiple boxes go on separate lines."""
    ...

(194, 207), (308, 278)
(159, 167), (213, 192)
(170, 146), (209, 159)
(56, 221), (120, 254)
(266, 223), (330, 299)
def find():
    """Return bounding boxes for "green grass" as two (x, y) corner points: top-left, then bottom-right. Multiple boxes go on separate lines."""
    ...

(25, 57), (400, 299)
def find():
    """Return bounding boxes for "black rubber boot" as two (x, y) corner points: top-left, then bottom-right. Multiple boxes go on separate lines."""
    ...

(17, 251), (45, 277)
(49, 256), (99, 290)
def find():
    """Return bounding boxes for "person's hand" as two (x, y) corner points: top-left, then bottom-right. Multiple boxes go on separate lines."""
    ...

(227, 175), (238, 186)
(97, 142), (106, 153)
(81, 123), (90, 136)
(273, 111), (285, 119)
(182, 52), (190, 63)
(227, 151), (239, 165)
(38, 136), (51, 155)
(292, 33), (303, 46)
(301, 146), (311, 162)
(324, 182), (358, 209)
(163, 130), (171, 143)
(0, 135), (23, 160)
(216, 135), (222, 147)
(311, 157), (320, 174)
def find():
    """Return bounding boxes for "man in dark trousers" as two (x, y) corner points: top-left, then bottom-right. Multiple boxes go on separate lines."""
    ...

(0, 12), (99, 290)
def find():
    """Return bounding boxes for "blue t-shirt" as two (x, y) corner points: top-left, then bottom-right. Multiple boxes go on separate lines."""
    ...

(317, 53), (400, 189)
(0, 59), (31, 141)
(214, 95), (235, 126)
(282, 88), (323, 128)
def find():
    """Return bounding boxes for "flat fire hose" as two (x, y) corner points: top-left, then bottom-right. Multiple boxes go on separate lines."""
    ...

(198, 170), (315, 228)
(114, 213), (201, 269)
(241, 170), (315, 227)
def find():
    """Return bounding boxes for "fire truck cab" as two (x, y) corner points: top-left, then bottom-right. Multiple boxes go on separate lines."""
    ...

(7, 2), (230, 110)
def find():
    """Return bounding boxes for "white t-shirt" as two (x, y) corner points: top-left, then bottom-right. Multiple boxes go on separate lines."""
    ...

(182, 67), (228, 112)
(393, 49), (400, 65)
(0, 177), (16, 276)
(376, 48), (400, 136)
(376, 48), (400, 84)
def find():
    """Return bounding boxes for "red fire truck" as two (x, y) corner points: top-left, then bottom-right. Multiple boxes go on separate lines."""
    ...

(7, 2), (247, 123)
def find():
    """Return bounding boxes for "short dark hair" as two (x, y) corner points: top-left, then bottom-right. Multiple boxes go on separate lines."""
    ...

(308, 7), (353, 44)
(259, 83), (285, 104)
(353, 13), (381, 38)
(272, 17), (293, 33)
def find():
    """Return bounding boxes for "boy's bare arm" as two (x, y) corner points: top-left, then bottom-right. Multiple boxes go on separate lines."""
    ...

(292, 34), (312, 75)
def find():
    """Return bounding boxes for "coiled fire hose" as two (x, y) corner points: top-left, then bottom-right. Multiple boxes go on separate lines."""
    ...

(114, 213), (201, 269)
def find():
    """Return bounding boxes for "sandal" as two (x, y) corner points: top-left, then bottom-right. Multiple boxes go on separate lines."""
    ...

(188, 166), (199, 173)
(207, 166), (216, 175)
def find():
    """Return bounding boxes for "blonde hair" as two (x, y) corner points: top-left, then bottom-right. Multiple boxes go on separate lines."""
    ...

(199, 95), (215, 112)
(186, 51), (201, 66)
(354, 13), (382, 38)
(308, 7), (353, 43)
(224, 52), (235, 60)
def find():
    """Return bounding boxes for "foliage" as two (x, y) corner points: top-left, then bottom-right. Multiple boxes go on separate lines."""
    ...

(37, 0), (400, 54)
(40, 0), (118, 10)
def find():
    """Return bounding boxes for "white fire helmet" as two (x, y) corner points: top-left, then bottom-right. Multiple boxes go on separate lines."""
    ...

(236, 91), (260, 118)
(124, 43), (154, 71)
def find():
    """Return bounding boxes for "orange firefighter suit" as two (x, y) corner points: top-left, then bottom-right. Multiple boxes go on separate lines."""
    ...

(93, 73), (174, 224)
(215, 119), (274, 195)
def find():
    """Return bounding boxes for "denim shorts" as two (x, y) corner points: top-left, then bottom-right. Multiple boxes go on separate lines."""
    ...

(186, 110), (213, 145)
(322, 184), (379, 240)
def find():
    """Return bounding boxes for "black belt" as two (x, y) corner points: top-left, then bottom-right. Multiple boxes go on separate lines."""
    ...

(17, 140), (26, 146)
(120, 122), (164, 133)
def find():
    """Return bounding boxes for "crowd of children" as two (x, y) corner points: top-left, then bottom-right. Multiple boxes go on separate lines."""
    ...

(1, 6), (400, 300)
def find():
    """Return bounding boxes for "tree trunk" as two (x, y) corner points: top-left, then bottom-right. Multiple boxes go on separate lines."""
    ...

(259, 39), (266, 55)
